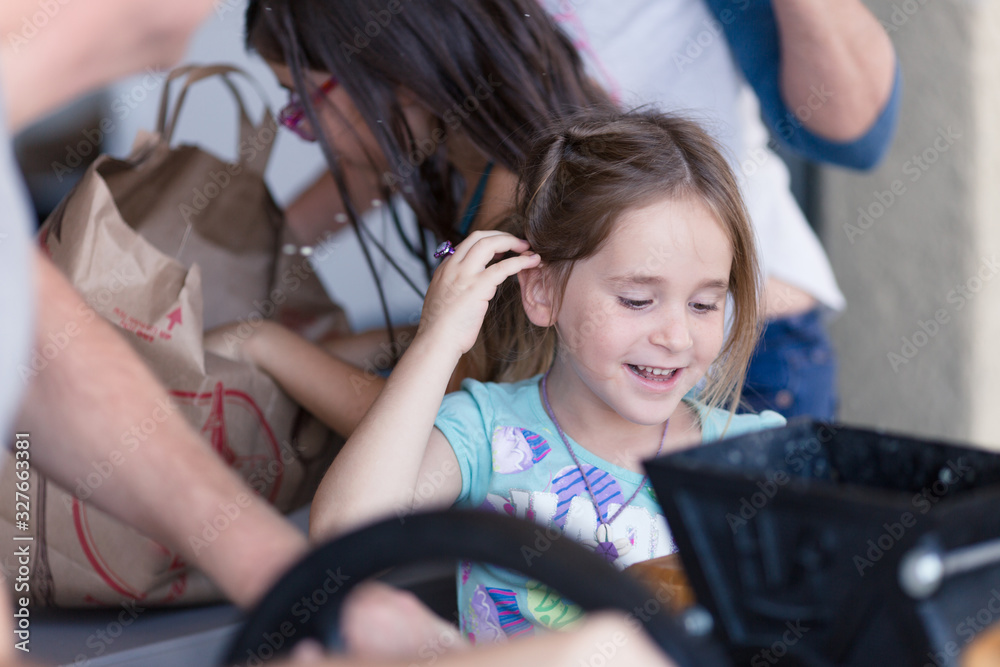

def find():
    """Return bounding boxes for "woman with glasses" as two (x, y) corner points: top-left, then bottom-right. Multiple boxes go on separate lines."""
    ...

(250, 0), (610, 278)
(224, 0), (613, 401)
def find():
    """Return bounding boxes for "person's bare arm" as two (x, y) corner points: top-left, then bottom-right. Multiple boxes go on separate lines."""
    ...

(772, 0), (896, 141)
(286, 172), (352, 246)
(318, 326), (418, 371)
(206, 321), (385, 438)
(0, 1), (214, 133)
(16, 251), (307, 608)
(286, 166), (388, 246)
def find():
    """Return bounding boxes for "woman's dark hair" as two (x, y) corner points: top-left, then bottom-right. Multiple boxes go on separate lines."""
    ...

(480, 109), (762, 417)
(246, 0), (611, 269)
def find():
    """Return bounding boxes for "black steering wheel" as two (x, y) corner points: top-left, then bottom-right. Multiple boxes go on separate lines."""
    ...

(226, 510), (729, 666)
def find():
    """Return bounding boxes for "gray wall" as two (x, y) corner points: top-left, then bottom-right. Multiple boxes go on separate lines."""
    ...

(820, 0), (1000, 448)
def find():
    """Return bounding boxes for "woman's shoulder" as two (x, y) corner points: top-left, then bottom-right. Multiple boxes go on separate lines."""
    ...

(688, 400), (787, 443)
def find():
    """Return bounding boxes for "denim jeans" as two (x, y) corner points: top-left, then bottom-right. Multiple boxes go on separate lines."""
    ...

(740, 307), (838, 421)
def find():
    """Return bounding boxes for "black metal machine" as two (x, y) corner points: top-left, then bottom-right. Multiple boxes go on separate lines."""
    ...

(647, 419), (1000, 666)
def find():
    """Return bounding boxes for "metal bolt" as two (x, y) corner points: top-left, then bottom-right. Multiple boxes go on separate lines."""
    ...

(899, 546), (944, 599)
(681, 606), (714, 637)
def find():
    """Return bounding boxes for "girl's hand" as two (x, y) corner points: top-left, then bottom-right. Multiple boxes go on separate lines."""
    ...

(418, 231), (540, 357)
(203, 320), (274, 365)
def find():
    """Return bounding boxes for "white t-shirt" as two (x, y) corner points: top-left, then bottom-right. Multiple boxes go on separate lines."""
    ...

(0, 92), (36, 441)
(542, 0), (845, 311)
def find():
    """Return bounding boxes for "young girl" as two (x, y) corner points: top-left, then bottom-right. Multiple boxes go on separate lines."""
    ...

(298, 109), (786, 642)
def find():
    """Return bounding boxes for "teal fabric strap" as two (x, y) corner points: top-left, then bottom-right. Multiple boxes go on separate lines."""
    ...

(458, 161), (495, 236)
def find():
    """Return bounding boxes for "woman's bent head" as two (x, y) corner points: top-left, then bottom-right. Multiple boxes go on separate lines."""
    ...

(245, 0), (610, 241)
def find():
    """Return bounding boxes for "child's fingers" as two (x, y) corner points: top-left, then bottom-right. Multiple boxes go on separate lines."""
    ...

(447, 230), (505, 262)
(449, 229), (518, 260)
(452, 230), (531, 267)
(482, 251), (541, 287)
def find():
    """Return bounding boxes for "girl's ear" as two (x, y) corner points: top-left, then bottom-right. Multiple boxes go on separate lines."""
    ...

(520, 266), (557, 327)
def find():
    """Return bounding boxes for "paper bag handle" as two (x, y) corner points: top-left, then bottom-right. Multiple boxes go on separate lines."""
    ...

(156, 64), (276, 175)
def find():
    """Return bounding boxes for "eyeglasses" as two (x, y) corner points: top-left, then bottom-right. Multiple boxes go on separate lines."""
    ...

(278, 76), (339, 142)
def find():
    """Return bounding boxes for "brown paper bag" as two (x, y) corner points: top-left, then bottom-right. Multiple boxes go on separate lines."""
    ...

(0, 64), (346, 607)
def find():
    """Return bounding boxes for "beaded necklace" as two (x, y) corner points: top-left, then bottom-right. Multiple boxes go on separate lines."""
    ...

(540, 371), (668, 563)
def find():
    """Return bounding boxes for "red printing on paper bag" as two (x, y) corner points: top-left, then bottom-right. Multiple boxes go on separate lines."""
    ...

(111, 307), (182, 343)
(170, 382), (284, 502)
(71, 380), (281, 605)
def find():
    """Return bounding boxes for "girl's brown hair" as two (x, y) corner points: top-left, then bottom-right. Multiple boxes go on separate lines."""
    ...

(478, 109), (762, 416)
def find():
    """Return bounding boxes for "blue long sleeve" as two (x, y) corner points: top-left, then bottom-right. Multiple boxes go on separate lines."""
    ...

(703, 0), (901, 170)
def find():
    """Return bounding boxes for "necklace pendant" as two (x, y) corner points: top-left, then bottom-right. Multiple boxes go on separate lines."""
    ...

(594, 523), (632, 563)
(595, 540), (619, 562)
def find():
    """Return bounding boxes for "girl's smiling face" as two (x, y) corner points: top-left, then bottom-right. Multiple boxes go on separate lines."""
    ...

(531, 195), (733, 430)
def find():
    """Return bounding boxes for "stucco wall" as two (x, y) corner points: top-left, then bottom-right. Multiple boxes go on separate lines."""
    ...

(968, 0), (1000, 446)
(820, 0), (1000, 448)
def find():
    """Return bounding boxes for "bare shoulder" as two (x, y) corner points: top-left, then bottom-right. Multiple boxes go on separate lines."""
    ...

(472, 165), (518, 233)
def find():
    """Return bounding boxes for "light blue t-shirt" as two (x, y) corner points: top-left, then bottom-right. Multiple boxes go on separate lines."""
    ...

(435, 375), (785, 643)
